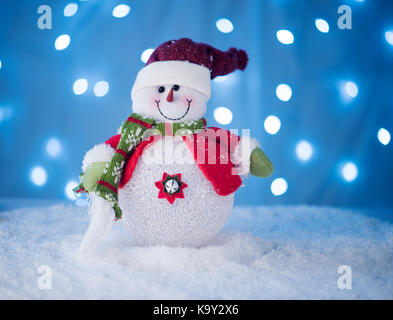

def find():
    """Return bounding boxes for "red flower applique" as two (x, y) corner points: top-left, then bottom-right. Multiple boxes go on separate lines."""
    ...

(154, 172), (188, 204)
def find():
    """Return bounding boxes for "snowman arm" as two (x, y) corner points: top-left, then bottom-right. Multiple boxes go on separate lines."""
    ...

(78, 137), (121, 256)
(81, 135), (120, 172)
(230, 135), (260, 176)
(231, 134), (274, 178)
(206, 127), (261, 176)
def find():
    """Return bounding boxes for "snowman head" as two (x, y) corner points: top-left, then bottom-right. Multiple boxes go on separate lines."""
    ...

(130, 38), (248, 123)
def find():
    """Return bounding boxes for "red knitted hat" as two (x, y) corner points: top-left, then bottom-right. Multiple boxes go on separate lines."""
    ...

(131, 38), (248, 100)
(146, 38), (248, 79)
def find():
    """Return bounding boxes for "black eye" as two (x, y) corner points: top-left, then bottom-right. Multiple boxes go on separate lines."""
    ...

(173, 84), (180, 91)
(158, 86), (165, 93)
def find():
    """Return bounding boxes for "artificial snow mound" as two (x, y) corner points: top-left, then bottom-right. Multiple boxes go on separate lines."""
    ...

(0, 203), (392, 299)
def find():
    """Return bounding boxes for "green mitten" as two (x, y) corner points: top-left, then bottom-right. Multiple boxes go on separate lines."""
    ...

(250, 148), (274, 178)
(82, 162), (107, 192)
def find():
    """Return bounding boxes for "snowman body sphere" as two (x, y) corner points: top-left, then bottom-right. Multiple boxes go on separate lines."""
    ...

(119, 85), (234, 247)
(78, 39), (273, 252)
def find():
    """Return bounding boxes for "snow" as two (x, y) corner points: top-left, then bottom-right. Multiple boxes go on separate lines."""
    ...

(0, 202), (392, 299)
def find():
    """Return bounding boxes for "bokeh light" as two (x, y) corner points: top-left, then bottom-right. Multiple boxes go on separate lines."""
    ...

(276, 29), (294, 44)
(54, 34), (70, 51)
(212, 73), (238, 86)
(344, 81), (358, 98)
(2, 1), (393, 209)
(0, 106), (12, 123)
(385, 30), (393, 46)
(377, 128), (391, 145)
(264, 115), (281, 135)
(213, 75), (228, 83)
(276, 84), (292, 101)
(214, 106), (233, 125)
(64, 3), (78, 17)
(73, 78), (88, 95)
(46, 138), (61, 157)
(216, 18), (234, 33)
(112, 4), (130, 18)
(296, 140), (313, 161)
(141, 48), (154, 63)
(93, 81), (109, 97)
(31, 166), (47, 186)
(65, 180), (78, 200)
(271, 178), (288, 196)
(341, 162), (358, 182)
(315, 19), (329, 33)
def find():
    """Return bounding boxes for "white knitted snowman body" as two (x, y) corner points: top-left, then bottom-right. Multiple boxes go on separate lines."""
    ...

(119, 136), (234, 247)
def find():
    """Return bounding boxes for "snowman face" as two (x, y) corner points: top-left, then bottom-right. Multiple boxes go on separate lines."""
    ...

(132, 85), (208, 122)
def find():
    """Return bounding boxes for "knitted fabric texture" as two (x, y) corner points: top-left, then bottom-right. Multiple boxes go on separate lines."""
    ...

(76, 114), (206, 220)
(95, 113), (155, 219)
(146, 38), (248, 79)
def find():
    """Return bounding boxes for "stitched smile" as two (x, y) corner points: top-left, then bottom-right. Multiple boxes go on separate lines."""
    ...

(155, 99), (192, 121)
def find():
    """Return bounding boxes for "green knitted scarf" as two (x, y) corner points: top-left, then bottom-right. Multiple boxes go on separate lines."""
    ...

(76, 113), (206, 220)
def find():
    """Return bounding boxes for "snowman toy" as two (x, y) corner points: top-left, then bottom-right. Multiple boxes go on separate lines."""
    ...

(76, 38), (273, 254)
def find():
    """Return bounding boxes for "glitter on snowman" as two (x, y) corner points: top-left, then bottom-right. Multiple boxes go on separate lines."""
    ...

(76, 38), (273, 254)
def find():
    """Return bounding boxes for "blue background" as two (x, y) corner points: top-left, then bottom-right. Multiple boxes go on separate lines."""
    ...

(0, 0), (392, 209)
